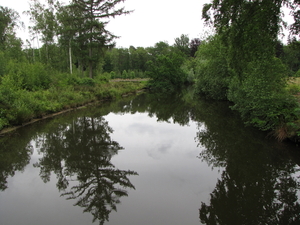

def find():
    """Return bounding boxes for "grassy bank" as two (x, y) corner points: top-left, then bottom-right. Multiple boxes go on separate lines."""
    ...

(0, 77), (148, 133)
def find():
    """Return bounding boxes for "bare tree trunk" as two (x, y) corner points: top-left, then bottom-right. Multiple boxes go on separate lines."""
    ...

(69, 39), (73, 74)
(89, 46), (93, 78)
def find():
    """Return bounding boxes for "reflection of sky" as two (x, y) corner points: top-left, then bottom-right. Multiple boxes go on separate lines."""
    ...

(0, 112), (223, 225)
(106, 112), (222, 225)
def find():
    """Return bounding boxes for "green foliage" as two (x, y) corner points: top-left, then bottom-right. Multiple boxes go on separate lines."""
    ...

(174, 34), (190, 57)
(181, 58), (196, 83)
(6, 61), (51, 91)
(146, 51), (187, 91)
(194, 36), (230, 100)
(199, 0), (300, 136)
(286, 83), (300, 95)
(0, 51), (7, 76)
(122, 70), (128, 79)
(281, 40), (300, 75)
(77, 77), (96, 86)
(228, 57), (299, 131)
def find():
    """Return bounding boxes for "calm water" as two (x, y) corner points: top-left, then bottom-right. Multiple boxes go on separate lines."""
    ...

(1, 89), (300, 225)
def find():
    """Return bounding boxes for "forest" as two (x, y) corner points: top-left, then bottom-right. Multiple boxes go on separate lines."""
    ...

(1, 0), (300, 141)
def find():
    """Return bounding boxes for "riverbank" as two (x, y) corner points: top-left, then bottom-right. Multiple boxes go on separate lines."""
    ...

(0, 79), (148, 135)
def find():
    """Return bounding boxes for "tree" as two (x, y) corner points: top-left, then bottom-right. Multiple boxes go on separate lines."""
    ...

(0, 6), (23, 50)
(289, 0), (300, 37)
(174, 34), (190, 57)
(71, 0), (132, 78)
(26, 0), (58, 64)
(189, 38), (201, 57)
(200, 0), (300, 134)
(146, 51), (187, 91)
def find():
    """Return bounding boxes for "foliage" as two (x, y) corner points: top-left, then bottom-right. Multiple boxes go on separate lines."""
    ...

(194, 36), (230, 100)
(281, 39), (300, 75)
(228, 57), (298, 131)
(5, 61), (51, 91)
(198, 0), (300, 137)
(146, 51), (187, 91)
(0, 67), (147, 131)
(68, 0), (132, 78)
(0, 6), (23, 50)
(173, 34), (190, 57)
(189, 38), (201, 57)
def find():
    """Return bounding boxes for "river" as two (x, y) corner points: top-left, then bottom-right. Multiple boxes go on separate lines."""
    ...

(1, 88), (300, 225)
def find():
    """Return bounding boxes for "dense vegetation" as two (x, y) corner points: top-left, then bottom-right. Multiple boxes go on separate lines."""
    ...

(1, 0), (300, 141)
(191, 0), (300, 141)
(0, 1), (199, 132)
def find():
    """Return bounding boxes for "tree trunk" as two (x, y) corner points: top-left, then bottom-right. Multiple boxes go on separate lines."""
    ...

(69, 39), (72, 74)
(89, 46), (93, 78)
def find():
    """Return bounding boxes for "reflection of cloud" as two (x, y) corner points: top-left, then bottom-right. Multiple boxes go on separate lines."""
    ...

(128, 123), (155, 135)
(147, 141), (173, 159)
(158, 142), (172, 153)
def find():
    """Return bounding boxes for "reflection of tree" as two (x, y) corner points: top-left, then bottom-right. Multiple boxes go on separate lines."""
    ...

(200, 169), (300, 224)
(106, 89), (195, 126)
(195, 99), (300, 224)
(34, 116), (138, 225)
(0, 134), (33, 191)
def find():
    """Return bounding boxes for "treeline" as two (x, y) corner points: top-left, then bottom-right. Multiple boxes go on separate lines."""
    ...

(0, 0), (200, 131)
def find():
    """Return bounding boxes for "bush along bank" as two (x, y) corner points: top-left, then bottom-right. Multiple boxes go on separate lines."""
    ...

(191, 35), (300, 143)
(0, 73), (148, 134)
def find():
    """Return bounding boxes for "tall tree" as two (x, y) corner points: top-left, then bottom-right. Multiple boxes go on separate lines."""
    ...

(200, 0), (300, 134)
(0, 6), (22, 49)
(71, 0), (132, 78)
(26, 0), (58, 63)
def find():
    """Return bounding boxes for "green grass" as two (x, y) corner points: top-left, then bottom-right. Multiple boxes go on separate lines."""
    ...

(0, 80), (148, 132)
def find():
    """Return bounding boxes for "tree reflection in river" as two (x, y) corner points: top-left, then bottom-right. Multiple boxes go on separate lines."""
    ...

(0, 134), (33, 191)
(33, 116), (138, 225)
(195, 100), (300, 224)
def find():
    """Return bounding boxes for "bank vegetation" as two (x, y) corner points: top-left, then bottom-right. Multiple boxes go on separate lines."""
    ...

(1, 0), (300, 142)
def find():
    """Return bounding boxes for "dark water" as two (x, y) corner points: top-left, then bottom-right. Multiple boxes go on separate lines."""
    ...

(1, 89), (300, 225)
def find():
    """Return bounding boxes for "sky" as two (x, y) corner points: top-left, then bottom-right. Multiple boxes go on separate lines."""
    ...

(1, 0), (294, 48)
(1, 0), (211, 48)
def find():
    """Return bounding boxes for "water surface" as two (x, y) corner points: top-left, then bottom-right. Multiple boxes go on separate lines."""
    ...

(1, 89), (300, 225)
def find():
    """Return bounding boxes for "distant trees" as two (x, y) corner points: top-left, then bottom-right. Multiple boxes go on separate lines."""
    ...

(25, 0), (132, 78)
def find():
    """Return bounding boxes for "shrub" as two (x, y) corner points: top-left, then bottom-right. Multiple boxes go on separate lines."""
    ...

(77, 77), (96, 86)
(228, 57), (299, 131)
(6, 61), (51, 91)
(146, 51), (187, 91)
(194, 36), (230, 100)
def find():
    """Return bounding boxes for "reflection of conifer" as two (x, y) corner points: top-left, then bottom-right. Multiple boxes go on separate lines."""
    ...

(62, 167), (137, 224)
(33, 115), (138, 224)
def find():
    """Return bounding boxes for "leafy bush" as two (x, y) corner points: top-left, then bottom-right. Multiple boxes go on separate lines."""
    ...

(6, 61), (51, 91)
(194, 36), (230, 100)
(77, 77), (96, 86)
(146, 51), (186, 91)
(228, 57), (299, 131)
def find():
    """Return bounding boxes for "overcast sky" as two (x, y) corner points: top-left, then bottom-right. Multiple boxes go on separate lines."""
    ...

(1, 0), (294, 48)
(2, 0), (211, 48)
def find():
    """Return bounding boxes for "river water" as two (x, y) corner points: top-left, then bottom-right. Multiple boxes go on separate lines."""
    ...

(1, 89), (300, 225)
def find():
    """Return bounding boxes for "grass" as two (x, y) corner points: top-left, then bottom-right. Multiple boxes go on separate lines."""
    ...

(0, 79), (148, 133)
(287, 77), (300, 98)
